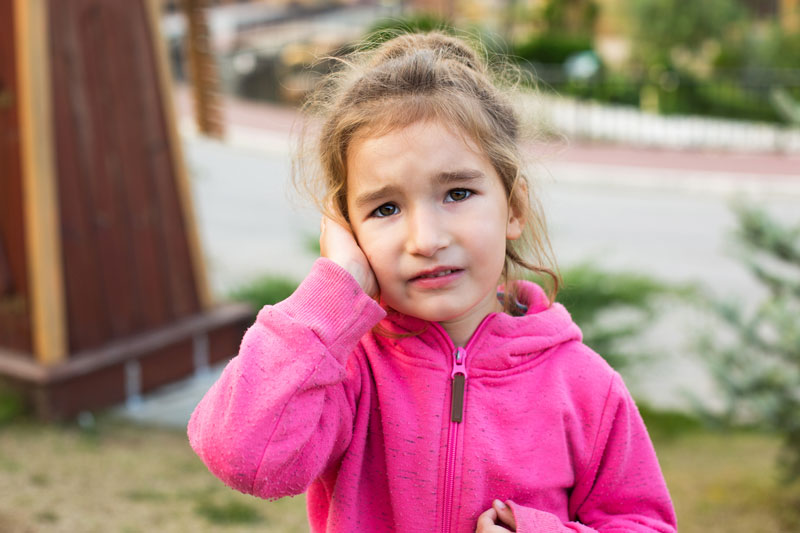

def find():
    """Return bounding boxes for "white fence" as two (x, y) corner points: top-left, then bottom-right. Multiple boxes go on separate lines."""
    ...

(522, 92), (800, 154)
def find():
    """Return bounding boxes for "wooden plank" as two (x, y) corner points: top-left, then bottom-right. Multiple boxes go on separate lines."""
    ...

(51, 0), (204, 352)
(0, 302), (251, 384)
(0, 0), (33, 354)
(104, 0), (171, 331)
(14, 0), (67, 365)
(77, 0), (140, 341)
(33, 363), (126, 420)
(1, 302), (251, 418)
(48, 0), (110, 352)
(140, 339), (193, 392)
(139, 0), (200, 320)
(144, 0), (212, 311)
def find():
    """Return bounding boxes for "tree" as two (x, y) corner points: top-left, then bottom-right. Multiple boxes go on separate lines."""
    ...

(541, 0), (599, 36)
(699, 203), (800, 482)
(623, 0), (747, 71)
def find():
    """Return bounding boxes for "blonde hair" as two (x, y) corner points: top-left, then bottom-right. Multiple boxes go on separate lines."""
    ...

(293, 30), (560, 311)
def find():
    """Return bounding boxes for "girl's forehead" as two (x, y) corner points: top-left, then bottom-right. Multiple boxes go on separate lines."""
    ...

(349, 119), (484, 163)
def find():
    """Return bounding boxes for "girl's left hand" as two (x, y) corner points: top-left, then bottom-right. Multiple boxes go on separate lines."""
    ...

(475, 499), (517, 532)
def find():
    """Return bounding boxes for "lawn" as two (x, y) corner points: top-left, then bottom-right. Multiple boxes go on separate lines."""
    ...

(0, 411), (797, 532)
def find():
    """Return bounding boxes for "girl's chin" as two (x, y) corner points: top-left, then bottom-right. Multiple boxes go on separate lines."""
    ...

(382, 303), (458, 323)
(383, 287), (500, 318)
(384, 301), (483, 325)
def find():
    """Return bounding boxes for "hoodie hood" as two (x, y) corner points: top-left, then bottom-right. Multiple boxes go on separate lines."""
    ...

(375, 280), (584, 375)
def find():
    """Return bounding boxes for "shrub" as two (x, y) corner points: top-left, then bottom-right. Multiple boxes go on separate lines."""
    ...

(530, 263), (686, 369)
(698, 203), (800, 482)
(229, 275), (299, 312)
(513, 32), (594, 66)
(366, 13), (453, 39)
(622, 0), (747, 69)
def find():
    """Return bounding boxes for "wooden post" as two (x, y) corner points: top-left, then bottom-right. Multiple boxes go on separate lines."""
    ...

(14, 0), (67, 366)
(182, 0), (225, 138)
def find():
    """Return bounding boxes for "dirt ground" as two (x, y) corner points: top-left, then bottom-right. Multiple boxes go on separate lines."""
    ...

(0, 415), (797, 532)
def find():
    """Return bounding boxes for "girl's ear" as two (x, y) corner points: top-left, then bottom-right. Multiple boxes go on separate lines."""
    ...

(506, 179), (527, 241)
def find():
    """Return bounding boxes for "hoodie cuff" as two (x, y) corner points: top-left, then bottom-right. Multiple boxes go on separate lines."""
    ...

(272, 258), (386, 354)
(508, 501), (570, 533)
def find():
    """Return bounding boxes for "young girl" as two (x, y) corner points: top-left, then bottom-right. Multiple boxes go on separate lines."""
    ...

(188, 32), (677, 532)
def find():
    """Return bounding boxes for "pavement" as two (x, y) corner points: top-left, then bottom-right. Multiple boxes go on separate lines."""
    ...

(114, 88), (800, 429)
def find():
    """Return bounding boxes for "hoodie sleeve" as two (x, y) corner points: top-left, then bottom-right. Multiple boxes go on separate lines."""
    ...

(187, 258), (386, 500)
(509, 373), (677, 533)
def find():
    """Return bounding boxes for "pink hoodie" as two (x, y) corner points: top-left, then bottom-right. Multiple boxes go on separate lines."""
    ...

(188, 258), (677, 532)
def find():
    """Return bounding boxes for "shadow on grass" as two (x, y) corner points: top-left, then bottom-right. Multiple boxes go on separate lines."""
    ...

(194, 497), (265, 525)
(638, 403), (704, 442)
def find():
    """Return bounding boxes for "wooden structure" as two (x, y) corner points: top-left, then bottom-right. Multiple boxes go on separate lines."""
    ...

(182, 0), (225, 138)
(0, 0), (251, 419)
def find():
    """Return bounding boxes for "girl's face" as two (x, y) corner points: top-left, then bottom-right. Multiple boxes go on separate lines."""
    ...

(346, 119), (523, 346)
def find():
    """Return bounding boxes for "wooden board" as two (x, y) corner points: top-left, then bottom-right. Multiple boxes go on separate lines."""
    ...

(0, 0), (33, 354)
(47, 0), (201, 354)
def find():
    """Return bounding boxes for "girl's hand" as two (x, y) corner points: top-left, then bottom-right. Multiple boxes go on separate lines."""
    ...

(475, 500), (517, 532)
(320, 215), (379, 298)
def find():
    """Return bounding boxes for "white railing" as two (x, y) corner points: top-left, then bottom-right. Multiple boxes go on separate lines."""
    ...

(521, 92), (800, 154)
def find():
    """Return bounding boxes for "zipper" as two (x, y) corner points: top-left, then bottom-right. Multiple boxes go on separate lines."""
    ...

(442, 346), (467, 533)
(436, 314), (495, 533)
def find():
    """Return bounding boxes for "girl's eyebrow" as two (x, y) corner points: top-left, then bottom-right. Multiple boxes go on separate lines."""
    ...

(353, 169), (486, 209)
(353, 184), (402, 209)
(437, 169), (486, 184)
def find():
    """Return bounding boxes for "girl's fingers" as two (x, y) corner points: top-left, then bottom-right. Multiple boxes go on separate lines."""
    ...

(475, 507), (498, 532)
(319, 215), (379, 297)
(493, 499), (517, 531)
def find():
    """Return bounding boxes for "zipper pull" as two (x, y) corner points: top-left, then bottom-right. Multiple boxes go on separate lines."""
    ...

(450, 347), (467, 423)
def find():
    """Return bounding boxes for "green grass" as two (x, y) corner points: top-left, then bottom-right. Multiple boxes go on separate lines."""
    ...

(124, 488), (169, 502)
(0, 411), (797, 531)
(0, 383), (27, 425)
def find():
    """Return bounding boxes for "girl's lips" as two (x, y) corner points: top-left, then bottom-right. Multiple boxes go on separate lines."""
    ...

(409, 268), (464, 289)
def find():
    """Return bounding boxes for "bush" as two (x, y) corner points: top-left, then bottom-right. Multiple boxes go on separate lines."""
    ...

(530, 263), (686, 369)
(513, 32), (594, 65)
(622, 0), (746, 68)
(361, 14), (509, 59)
(229, 275), (299, 312)
(698, 203), (800, 482)
(657, 73), (782, 123)
(366, 13), (454, 41)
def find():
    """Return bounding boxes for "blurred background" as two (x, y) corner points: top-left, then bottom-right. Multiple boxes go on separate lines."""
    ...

(1, 0), (799, 531)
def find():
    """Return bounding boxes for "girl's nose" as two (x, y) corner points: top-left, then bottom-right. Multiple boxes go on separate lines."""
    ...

(405, 207), (449, 257)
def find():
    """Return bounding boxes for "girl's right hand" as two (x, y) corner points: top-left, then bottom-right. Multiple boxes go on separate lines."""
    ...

(320, 215), (379, 298)
(475, 500), (517, 532)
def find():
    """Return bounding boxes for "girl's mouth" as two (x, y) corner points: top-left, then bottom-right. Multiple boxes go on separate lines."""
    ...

(409, 267), (464, 288)
(415, 269), (458, 279)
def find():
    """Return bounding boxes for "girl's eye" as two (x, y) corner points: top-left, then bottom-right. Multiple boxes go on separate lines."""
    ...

(372, 203), (398, 218)
(446, 189), (472, 202)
